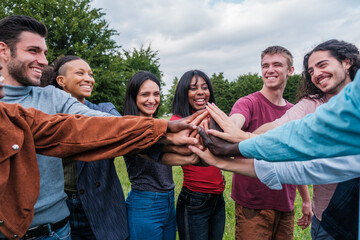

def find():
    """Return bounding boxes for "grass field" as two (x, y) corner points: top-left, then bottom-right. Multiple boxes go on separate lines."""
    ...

(115, 157), (312, 240)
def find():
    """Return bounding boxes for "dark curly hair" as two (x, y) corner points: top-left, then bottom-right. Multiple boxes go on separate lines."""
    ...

(297, 39), (360, 101)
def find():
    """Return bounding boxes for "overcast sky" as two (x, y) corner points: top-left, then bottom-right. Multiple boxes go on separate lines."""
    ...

(91, 0), (360, 93)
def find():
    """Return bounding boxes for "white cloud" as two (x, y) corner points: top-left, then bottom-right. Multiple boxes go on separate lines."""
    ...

(91, 0), (360, 92)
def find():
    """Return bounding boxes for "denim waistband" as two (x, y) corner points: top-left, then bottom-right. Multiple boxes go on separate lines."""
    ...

(131, 189), (174, 198)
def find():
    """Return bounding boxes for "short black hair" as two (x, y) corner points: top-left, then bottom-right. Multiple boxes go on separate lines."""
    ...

(172, 70), (215, 117)
(0, 15), (47, 53)
(123, 71), (161, 117)
(45, 55), (85, 88)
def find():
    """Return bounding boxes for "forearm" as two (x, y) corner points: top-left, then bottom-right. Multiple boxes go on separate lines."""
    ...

(32, 111), (167, 160)
(253, 122), (277, 134)
(297, 185), (311, 206)
(215, 157), (257, 178)
(254, 155), (360, 189)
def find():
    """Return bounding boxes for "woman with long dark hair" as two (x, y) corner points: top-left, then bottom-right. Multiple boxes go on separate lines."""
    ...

(123, 71), (176, 240)
(171, 70), (226, 240)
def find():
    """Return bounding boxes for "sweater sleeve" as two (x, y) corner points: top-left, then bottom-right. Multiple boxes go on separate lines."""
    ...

(28, 110), (167, 160)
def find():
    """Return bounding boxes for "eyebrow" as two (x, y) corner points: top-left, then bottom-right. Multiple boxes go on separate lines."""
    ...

(309, 60), (329, 71)
(26, 45), (48, 55)
(314, 60), (329, 67)
(26, 46), (46, 51)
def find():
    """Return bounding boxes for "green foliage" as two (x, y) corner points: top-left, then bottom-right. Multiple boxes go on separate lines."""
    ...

(210, 72), (233, 115)
(233, 73), (263, 98)
(0, 1), (163, 113)
(284, 74), (301, 104)
(0, 0), (118, 65)
(163, 77), (179, 114)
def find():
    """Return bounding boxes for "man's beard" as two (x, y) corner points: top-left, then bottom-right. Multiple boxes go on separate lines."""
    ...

(7, 59), (40, 86)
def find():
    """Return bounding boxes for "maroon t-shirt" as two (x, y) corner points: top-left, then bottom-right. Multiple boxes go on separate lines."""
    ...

(230, 91), (296, 211)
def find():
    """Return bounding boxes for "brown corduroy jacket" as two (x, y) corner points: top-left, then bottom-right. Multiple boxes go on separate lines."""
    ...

(0, 102), (167, 239)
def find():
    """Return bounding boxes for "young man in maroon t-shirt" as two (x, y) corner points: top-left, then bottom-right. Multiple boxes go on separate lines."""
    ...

(229, 46), (312, 240)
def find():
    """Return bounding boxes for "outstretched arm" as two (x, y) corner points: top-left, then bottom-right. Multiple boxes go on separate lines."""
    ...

(22, 109), (167, 160)
(188, 145), (256, 177)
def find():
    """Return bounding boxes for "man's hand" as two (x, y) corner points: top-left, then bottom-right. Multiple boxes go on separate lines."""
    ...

(296, 200), (312, 230)
(197, 123), (241, 157)
(206, 103), (254, 142)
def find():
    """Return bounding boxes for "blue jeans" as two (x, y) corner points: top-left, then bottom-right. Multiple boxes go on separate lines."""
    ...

(126, 189), (176, 240)
(176, 187), (225, 240)
(66, 193), (96, 240)
(22, 222), (71, 240)
(311, 215), (335, 240)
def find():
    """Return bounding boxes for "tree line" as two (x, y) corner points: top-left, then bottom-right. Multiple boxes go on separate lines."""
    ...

(0, 0), (301, 117)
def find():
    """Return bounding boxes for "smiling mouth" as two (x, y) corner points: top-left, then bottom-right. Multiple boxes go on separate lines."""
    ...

(144, 104), (157, 109)
(319, 79), (328, 86)
(317, 75), (331, 87)
(194, 99), (206, 104)
(30, 67), (43, 76)
(80, 85), (92, 90)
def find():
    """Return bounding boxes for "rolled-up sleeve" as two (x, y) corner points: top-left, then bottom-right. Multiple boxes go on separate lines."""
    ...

(255, 155), (360, 189)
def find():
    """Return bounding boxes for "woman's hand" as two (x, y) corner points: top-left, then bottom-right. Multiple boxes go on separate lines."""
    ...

(164, 110), (209, 145)
(206, 103), (254, 142)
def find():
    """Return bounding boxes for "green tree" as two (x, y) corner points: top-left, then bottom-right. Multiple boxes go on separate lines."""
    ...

(210, 73), (233, 115)
(0, 1), (164, 113)
(232, 73), (263, 99)
(163, 77), (179, 114)
(283, 74), (301, 103)
(0, 0), (118, 65)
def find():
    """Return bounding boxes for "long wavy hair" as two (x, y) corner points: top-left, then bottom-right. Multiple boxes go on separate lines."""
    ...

(297, 39), (360, 101)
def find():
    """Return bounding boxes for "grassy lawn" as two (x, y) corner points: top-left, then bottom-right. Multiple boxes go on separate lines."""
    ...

(115, 157), (312, 239)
